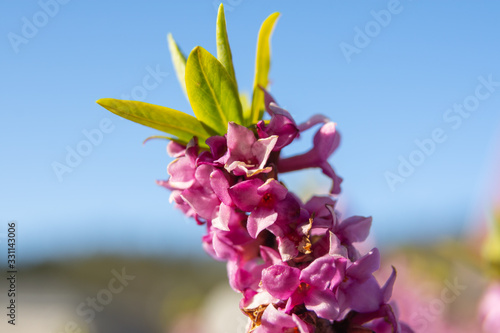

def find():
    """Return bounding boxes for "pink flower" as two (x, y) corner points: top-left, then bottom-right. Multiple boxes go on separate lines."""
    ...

(253, 304), (311, 333)
(278, 121), (343, 194)
(261, 255), (341, 321)
(256, 89), (299, 150)
(217, 122), (277, 177)
(336, 249), (396, 314)
(229, 178), (288, 238)
(156, 96), (409, 332)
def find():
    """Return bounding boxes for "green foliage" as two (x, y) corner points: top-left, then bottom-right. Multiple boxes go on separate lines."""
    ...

(216, 4), (237, 89)
(185, 46), (243, 136)
(250, 12), (280, 124)
(97, 5), (280, 146)
(167, 33), (188, 99)
(96, 98), (210, 148)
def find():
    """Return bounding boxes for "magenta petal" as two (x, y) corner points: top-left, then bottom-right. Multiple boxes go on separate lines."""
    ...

(261, 265), (300, 300)
(300, 255), (337, 290)
(319, 162), (343, 195)
(277, 237), (298, 262)
(260, 246), (283, 266)
(292, 314), (311, 333)
(298, 114), (329, 132)
(212, 203), (231, 231)
(212, 230), (234, 260)
(252, 135), (277, 170)
(268, 103), (295, 123)
(329, 232), (348, 258)
(180, 188), (219, 220)
(257, 305), (295, 332)
(313, 122), (339, 160)
(331, 257), (348, 289)
(348, 248), (380, 281)
(206, 135), (227, 160)
(166, 141), (185, 157)
(227, 260), (251, 292)
(194, 164), (213, 189)
(226, 122), (255, 158)
(210, 169), (232, 205)
(257, 179), (288, 201)
(257, 110), (299, 151)
(338, 216), (372, 243)
(228, 178), (264, 211)
(262, 88), (278, 115)
(257, 305), (310, 333)
(264, 103), (299, 150)
(304, 288), (339, 321)
(345, 277), (382, 313)
(381, 266), (397, 303)
(247, 206), (277, 238)
(305, 196), (337, 226)
(167, 157), (195, 189)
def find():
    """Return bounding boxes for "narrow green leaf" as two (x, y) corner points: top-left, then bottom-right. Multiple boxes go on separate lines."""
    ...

(96, 98), (210, 147)
(216, 4), (238, 90)
(185, 46), (243, 135)
(240, 91), (251, 123)
(167, 33), (188, 99)
(250, 12), (280, 124)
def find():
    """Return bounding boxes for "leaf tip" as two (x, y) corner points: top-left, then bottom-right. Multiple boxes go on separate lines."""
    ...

(167, 32), (174, 44)
(96, 98), (111, 107)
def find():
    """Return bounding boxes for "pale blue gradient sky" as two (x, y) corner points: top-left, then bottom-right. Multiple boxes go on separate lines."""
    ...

(2, 1), (500, 263)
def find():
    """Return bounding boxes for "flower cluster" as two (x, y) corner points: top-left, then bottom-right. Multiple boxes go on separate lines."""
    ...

(159, 91), (412, 332)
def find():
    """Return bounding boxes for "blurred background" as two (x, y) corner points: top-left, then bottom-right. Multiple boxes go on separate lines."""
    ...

(1, 1), (500, 332)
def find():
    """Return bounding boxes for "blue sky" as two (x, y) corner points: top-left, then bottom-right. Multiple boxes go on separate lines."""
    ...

(2, 0), (500, 264)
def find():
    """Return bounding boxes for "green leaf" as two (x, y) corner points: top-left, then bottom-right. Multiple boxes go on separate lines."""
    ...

(216, 4), (238, 90)
(185, 46), (243, 135)
(240, 91), (251, 122)
(96, 98), (210, 147)
(167, 33), (188, 99)
(250, 12), (280, 124)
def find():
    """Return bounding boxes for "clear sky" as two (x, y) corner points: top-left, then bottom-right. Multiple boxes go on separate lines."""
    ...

(2, 0), (500, 264)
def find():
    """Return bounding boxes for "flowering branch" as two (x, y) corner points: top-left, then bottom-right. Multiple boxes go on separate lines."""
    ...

(97, 4), (412, 332)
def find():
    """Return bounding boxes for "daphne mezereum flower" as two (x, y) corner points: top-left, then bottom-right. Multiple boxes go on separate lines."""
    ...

(278, 121), (343, 194)
(156, 92), (411, 332)
(256, 89), (299, 151)
(99, 8), (412, 331)
(253, 304), (311, 333)
(229, 178), (288, 238)
(217, 122), (277, 177)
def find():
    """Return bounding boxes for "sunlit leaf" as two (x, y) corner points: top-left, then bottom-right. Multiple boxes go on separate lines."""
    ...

(240, 91), (251, 123)
(250, 12), (280, 124)
(185, 46), (243, 135)
(96, 98), (210, 147)
(216, 4), (237, 89)
(167, 33), (188, 99)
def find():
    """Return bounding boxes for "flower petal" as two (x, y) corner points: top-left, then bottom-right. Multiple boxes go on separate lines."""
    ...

(338, 216), (372, 244)
(228, 178), (264, 211)
(347, 248), (380, 281)
(300, 255), (337, 290)
(210, 169), (232, 205)
(261, 265), (300, 300)
(247, 206), (277, 238)
(304, 288), (339, 321)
